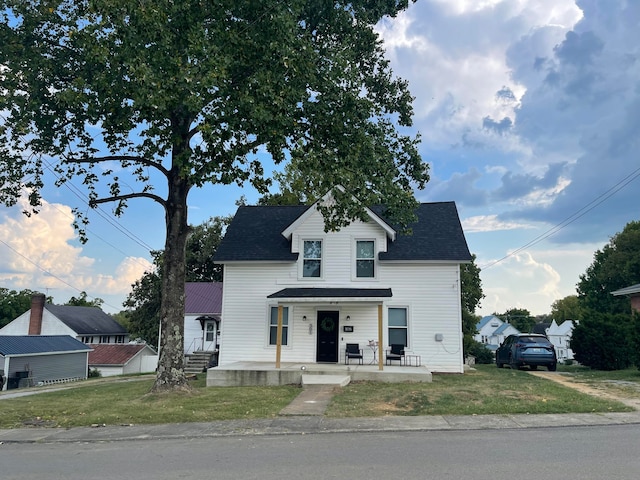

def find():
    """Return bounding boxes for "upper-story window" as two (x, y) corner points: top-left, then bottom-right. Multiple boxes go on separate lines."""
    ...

(303, 240), (322, 278)
(356, 240), (375, 278)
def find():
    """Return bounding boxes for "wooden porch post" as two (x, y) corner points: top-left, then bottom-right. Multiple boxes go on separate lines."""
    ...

(276, 305), (283, 369)
(377, 304), (384, 371)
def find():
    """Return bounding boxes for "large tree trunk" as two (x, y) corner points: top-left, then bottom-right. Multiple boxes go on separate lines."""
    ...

(151, 168), (192, 393)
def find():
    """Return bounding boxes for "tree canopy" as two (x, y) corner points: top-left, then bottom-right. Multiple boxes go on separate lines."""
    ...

(1, 1), (428, 392)
(577, 220), (640, 315)
(550, 295), (582, 323)
(0, 288), (43, 327)
(64, 291), (104, 307)
(494, 307), (535, 333)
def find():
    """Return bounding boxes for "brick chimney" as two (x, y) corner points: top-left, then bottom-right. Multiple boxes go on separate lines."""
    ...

(28, 293), (46, 335)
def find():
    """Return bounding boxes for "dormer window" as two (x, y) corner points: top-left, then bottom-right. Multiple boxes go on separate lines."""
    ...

(303, 240), (322, 278)
(356, 240), (375, 278)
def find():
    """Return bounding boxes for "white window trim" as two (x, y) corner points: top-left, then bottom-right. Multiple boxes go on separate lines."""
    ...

(352, 238), (377, 281)
(387, 305), (410, 349)
(267, 305), (292, 348)
(300, 238), (324, 280)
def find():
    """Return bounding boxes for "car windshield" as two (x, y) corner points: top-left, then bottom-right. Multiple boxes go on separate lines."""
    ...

(518, 336), (550, 344)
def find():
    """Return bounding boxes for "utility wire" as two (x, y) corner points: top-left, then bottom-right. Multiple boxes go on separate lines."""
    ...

(480, 165), (640, 270)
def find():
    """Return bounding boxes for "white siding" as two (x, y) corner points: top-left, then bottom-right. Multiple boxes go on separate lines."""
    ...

(218, 210), (465, 373)
(0, 310), (76, 337)
(184, 315), (203, 354)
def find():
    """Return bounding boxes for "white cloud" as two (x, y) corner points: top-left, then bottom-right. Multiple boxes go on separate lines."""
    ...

(462, 214), (533, 232)
(0, 193), (152, 304)
(477, 243), (596, 316)
(478, 251), (562, 315)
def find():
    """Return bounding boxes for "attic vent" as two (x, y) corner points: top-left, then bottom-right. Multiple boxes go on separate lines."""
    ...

(491, 322), (499, 327)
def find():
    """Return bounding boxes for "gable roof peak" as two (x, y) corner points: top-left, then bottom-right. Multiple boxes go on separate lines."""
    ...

(280, 187), (396, 241)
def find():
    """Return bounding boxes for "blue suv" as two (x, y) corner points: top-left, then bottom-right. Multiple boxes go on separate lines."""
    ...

(496, 334), (557, 371)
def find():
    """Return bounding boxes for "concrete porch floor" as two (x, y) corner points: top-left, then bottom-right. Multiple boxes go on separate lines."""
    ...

(206, 361), (432, 387)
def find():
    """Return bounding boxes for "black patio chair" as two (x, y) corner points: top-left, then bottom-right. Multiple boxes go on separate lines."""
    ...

(385, 344), (405, 365)
(345, 343), (363, 365)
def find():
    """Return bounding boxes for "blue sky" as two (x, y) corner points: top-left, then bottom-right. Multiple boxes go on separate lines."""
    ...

(1, 0), (639, 317)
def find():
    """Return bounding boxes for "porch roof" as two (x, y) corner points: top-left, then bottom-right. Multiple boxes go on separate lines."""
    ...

(267, 287), (392, 303)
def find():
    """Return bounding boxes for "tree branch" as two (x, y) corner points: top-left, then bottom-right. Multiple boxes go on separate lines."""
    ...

(68, 156), (170, 176)
(90, 192), (167, 209)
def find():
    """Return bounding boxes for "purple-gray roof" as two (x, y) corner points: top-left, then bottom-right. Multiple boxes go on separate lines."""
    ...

(185, 282), (222, 315)
(214, 202), (472, 263)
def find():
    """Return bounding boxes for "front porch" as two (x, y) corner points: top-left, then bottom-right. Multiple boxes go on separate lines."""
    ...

(206, 361), (432, 387)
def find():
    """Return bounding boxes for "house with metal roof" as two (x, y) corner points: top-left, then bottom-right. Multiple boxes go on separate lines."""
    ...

(88, 343), (158, 377)
(0, 335), (91, 391)
(0, 294), (129, 344)
(182, 282), (222, 373)
(210, 195), (472, 385)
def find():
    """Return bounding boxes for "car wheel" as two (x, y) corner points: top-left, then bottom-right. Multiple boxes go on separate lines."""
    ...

(509, 355), (519, 370)
(547, 363), (557, 372)
(529, 365), (537, 371)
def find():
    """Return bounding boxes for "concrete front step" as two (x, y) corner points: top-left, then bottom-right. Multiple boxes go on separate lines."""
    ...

(302, 374), (351, 387)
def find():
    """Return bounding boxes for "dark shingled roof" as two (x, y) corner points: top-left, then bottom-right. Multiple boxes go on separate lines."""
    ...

(44, 304), (128, 335)
(268, 288), (393, 299)
(376, 202), (472, 261)
(0, 335), (92, 356)
(214, 205), (305, 262)
(214, 202), (471, 263)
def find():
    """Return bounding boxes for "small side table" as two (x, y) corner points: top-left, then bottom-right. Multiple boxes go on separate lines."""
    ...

(404, 354), (421, 366)
(368, 341), (378, 364)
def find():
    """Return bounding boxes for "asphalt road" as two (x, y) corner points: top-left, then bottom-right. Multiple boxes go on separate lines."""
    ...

(2, 424), (639, 480)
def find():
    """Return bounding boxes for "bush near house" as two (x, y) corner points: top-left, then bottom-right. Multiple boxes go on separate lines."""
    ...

(466, 340), (494, 364)
(571, 310), (636, 370)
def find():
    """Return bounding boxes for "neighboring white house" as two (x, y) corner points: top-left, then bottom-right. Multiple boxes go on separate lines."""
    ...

(475, 315), (521, 352)
(184, 282), (222, 355)
(545, 319), (575, 362)
(211, 194), (472, 376)
(88, 343), (158, 377)
(0, 294), (129, 344)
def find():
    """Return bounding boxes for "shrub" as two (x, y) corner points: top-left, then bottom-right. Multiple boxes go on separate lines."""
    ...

(467, 340), (494, 364)
(571, 311), (635, 370)
(88, 368), (102, 378)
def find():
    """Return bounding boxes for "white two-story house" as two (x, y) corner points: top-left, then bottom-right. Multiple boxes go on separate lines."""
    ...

(211, 194), (472, 379)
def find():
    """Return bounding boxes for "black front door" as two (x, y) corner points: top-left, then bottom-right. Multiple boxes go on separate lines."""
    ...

(316, 311), (339, 363)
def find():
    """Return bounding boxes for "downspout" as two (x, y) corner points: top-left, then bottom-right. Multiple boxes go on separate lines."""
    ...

(276, 305), (283, 368)
(377, 304), (384, 371)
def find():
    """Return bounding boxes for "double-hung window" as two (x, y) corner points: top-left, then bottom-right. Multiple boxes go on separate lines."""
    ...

(388, 307), (408, 346)
(356, 240), (375, 278)
(269, 306), (289, 346)
(303, 240), (322, 278)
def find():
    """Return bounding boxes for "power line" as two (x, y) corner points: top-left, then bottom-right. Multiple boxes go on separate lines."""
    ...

(0, 237), (125, 312)
(480, 165), (640, 270)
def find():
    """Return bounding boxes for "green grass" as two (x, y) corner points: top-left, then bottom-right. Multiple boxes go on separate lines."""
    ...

(325, 364), (635, 417)
(0, 377), (301, 429)
(0, 365), (635, 429)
